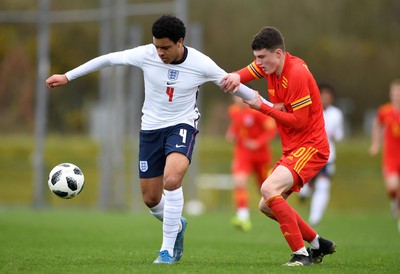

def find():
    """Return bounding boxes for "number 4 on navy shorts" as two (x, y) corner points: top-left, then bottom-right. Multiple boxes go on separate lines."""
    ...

(138, 123), (199, 178)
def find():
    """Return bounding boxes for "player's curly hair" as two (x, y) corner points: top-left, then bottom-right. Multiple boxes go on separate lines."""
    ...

(252, 27), (285, 52)
(152, 15), (186, 43)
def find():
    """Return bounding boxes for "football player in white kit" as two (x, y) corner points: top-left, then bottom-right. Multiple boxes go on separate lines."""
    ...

(46, 15), (272, 264)
(299, 84), (344, 227)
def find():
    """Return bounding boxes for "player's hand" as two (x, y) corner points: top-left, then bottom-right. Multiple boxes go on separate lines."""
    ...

(45, 74), (69, 88)
(244, 90), (263, 110)
(220, 73), (241, 93)
(273, 102), (287, 112)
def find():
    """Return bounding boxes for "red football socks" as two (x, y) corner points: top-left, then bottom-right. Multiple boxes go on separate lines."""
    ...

(266, 195), (305, 252)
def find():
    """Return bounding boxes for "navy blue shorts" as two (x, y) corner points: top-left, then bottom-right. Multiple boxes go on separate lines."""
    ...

(138, 123), (199, 178)
(312, 162), (335, 180)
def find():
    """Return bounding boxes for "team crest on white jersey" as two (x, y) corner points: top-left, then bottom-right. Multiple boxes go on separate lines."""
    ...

(168, 69), (179, 81)
(139, 161), (148, 172)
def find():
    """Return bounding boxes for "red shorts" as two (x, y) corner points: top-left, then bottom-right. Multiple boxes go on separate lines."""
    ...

(232, 153), (271, 186)
(273, 145), (330, 193)
(383, 157), (400, 178)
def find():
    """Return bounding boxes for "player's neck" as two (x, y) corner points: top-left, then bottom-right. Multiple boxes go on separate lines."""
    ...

(171, 46), (187, 64)
(276, 55), (285, 78)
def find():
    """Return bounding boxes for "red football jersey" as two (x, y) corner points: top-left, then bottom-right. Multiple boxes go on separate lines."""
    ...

(227, 103), (276, 160)
(237, 52), (329, 154)
(377, 103), (400, 169)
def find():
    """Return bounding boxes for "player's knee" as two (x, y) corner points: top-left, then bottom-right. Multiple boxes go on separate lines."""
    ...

(143, 194), (161, 208)
(260, 183), (280, 199)
(163, 174), (182, 191)
(258, 201), (274, 218)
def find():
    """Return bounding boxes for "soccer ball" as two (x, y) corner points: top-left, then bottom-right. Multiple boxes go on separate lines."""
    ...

(48, 163), (84, 199)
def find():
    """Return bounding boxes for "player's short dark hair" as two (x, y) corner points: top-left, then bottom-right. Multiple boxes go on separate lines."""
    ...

(152, 15), (186, 43)
(318, 83), (336, 97)
(251, 27), (285, 52)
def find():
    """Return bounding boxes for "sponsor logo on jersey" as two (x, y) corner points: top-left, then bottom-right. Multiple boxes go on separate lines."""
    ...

(282, 76), (288, 88)
(268, 89), (275, 96)
(168, 69), (179, 81)
(139, 161), (148, 172)
(175, 144), (186, 148)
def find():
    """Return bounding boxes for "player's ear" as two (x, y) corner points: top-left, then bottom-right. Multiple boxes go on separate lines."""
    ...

(275, 48), (284, 58)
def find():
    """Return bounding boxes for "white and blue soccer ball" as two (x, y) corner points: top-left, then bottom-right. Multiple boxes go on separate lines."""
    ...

(48, 163), (84, 199)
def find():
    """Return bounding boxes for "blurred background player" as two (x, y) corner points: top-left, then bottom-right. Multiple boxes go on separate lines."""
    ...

(369, 79), (400, 231)
(298, 84), (344, 227)
(226, 96), (277, 231)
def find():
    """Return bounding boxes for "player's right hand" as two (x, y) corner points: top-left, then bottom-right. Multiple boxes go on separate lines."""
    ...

(244, 90), (262, 110)
(220, 73), (241, 93)
(273, 102), (287, 112)
(45, 74), (68, 88)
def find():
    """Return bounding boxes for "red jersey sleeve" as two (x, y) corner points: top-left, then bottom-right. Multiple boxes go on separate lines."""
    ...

(236, 61), (265, 83)
(259, 103), (309, 129)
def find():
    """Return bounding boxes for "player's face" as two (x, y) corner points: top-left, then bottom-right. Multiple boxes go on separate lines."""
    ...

(253, 48), (283, 75)
(390, 84), (400, 106)
(320, 90), (334, 110)
(153, 37), (184, 64)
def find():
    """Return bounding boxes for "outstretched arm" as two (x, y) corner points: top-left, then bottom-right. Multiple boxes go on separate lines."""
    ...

(219, 69), (273, 106)
(221, 64), (260, 93)
(45, 51), (130, 88)
(233, 83), (273, 107)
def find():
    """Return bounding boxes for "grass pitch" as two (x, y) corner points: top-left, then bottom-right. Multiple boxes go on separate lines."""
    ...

(1, 207), (399, 274)
(0, 135), (399, 273)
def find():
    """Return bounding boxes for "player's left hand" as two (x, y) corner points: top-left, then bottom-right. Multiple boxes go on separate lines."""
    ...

(220, 73), (241, 93)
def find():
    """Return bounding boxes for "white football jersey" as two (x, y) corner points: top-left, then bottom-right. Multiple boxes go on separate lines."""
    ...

(323, 105), (344, 163)
(66, 44), (255, 130)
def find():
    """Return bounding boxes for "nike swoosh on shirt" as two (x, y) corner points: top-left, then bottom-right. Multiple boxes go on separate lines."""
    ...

(175, 144), (186, 148)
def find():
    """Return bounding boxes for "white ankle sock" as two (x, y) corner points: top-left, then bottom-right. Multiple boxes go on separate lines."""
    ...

(149, 195), (165, 222)
(310, 235), (320, 249)
(294, 247), (309, 256)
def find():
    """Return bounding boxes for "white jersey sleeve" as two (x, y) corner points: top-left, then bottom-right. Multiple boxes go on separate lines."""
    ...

(63, 44), (272, 130)
(199, 51), (272, 106)
(65, 46), (148, 81)
(324, 105), (344, 163)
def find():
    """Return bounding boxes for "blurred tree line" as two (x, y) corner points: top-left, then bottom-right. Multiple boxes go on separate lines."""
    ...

(0, 0), (399, 135)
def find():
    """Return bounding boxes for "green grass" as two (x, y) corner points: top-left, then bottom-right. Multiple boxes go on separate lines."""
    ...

(0, 208), (399, 273)
(0, 135), (399, 273)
